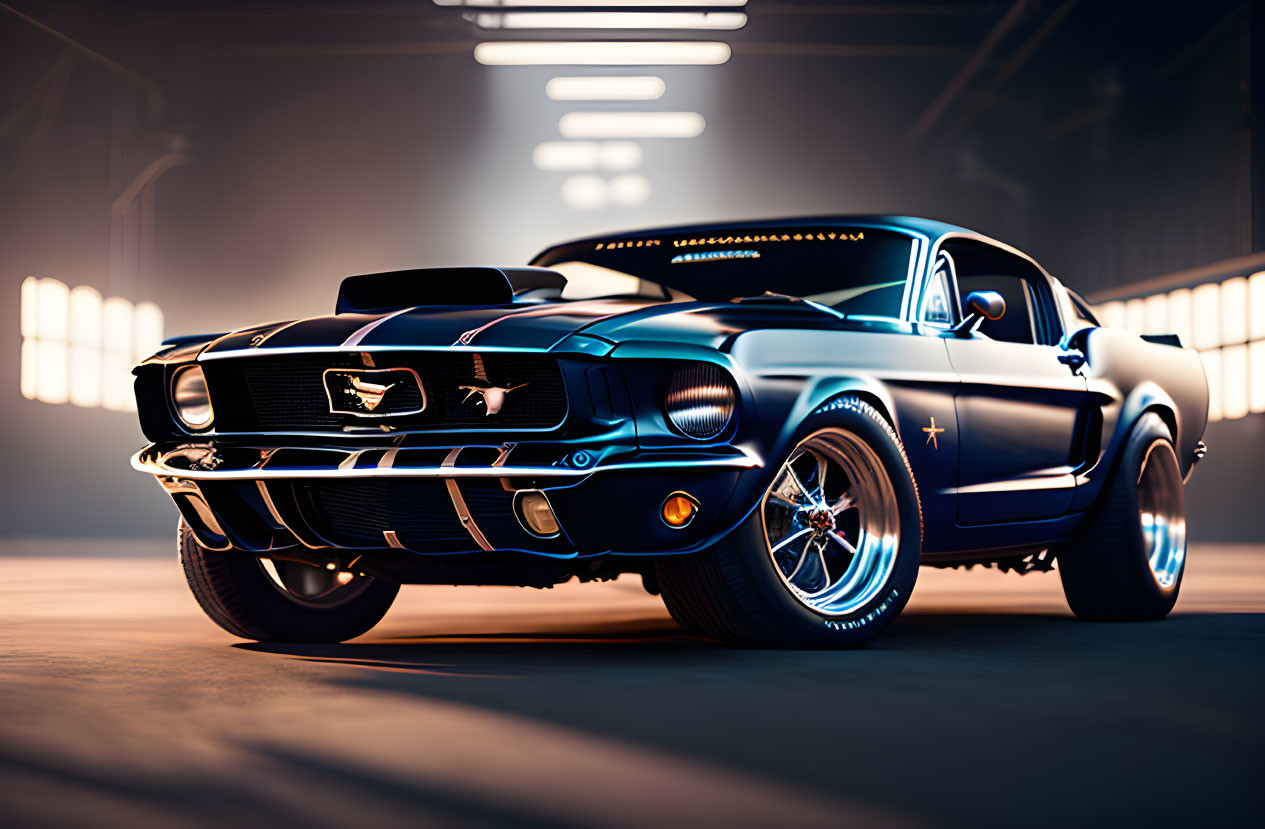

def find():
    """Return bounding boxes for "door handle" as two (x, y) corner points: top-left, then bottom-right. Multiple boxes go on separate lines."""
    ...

(1057, 350), (1086, 374)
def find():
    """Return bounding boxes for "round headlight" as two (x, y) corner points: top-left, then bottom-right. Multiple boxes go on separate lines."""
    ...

(664, 363), (736, 440)
(172, 365), (214, 430)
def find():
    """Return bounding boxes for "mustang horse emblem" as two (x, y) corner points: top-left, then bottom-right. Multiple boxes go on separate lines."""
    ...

(459, 354), (527, 416)
(342, 375), (396, 412)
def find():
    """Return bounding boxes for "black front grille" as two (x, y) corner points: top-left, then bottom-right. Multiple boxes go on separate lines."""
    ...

(295, 479), (472, 549)
(203, 351), (566, 432)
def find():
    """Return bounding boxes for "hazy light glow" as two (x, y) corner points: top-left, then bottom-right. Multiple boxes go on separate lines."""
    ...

(546, 76), (664, 101)
(69, 286), (103, 408)
(102, 297), (135, 412)
(1191, 283), (1220, 350)
(1201, 349), (1222, 422)
(1250, 340), (1265, 413)
(1143, 294), (1167, 335)
(474, 12), (746, 30)
(1222, 344), (1248, 420)
(533, 141), (642, 171)
(133, 302), (165, 363)
(560, 111), (704, 138)
(1221, 276), (1247, 345)
(1167, 288), (1192, 345)
(474, 41), (730, 66)
(1097, 301), (1126, 330)
(561, 174), (607, 210)
(1250, 271), (1265, 341)
(1124, 298), (1145, 334)
(608, 173), (650, 206)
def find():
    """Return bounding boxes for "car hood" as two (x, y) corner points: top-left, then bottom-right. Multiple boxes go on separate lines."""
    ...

(197, 299), (847, 358)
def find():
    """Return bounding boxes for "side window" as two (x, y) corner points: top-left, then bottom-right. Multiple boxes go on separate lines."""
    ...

(941, 239), (1061, 346)
(919, 252), (955, 326)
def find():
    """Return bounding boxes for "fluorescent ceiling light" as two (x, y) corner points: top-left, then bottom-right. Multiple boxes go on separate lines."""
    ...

(547, 76), (665, 101)
(437, 1), (746, 7)
(474, 41), (730, 66)
(473, 12), (746, 30)
(533, 141), (642, 171)
(559, 111), (704, 139)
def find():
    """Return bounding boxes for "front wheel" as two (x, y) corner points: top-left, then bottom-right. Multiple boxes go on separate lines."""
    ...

(1057, 413), (1187, 621)
(656, 397), (922, 648)
(179, 522), (400, 642)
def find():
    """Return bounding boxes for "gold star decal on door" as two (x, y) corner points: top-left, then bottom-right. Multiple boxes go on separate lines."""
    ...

(923, 416), (945, 450)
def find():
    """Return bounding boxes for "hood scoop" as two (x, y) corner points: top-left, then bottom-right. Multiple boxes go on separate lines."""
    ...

(335, 267), (561, 314)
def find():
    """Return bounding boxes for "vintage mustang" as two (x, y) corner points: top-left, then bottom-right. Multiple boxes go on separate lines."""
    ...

(132, 216), (1208, 647)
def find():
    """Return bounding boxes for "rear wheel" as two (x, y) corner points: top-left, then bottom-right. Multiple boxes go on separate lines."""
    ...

(656, 397), (922, 648)
(1057, 413), (1187, 621)
(178, 522), (399, 642)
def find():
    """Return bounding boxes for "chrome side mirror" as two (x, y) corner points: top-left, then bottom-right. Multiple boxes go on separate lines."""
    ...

(951, 290), (1006, 337)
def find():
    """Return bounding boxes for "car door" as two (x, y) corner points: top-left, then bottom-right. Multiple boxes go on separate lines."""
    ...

(938, 239), (1091, 524)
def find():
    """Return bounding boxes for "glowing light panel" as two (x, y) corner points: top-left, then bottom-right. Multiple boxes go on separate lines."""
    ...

(18, 276), (161, 412)
(1221, 276), (1247, 345)
(437, 1), (746, 6)
(546, 76), (664, 101)
(559, 111), (705, 138)
(1250, 271), (1265, 341)
(1222, 344), (1248, 420)
(1250, 340), (1265, 414)
(532, 141), (641, 171)
(474, 42), (730, 66)
(473, 12), (746, 30)
(1201, 349), (1222, 422)
(1191, 283), (1220, 350)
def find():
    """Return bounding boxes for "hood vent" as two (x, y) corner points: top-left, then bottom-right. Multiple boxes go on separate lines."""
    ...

(336, 267), (517, 314)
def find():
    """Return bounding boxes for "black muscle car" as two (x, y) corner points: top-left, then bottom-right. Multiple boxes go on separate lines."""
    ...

(132, 216), (1209, 647)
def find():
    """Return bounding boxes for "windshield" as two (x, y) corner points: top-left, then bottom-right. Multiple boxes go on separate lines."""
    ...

(529, 226), (918, 318)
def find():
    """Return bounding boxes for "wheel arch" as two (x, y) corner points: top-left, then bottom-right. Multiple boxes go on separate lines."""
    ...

(1121, 381), (1181, 451)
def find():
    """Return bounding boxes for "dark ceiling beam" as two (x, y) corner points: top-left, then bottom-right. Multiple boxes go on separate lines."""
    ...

(732, 42), (965, 59)
(945, 0), (1080, 139)
(904, 0), (1030, 147)
(0, 2), (164, 119)
(241, 41), (475, 57)
(757, 3), (996, 15)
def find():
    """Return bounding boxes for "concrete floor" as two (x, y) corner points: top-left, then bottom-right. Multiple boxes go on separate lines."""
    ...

(0, 543), (1262, 828)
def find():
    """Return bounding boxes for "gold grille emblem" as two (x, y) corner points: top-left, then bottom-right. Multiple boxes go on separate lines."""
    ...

(345, 376), (395, 411)
(459, 354), (527, 416)
(323, 368), (425, 417)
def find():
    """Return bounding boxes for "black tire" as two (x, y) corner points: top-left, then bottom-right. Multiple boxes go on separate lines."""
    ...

(656, 397), (922, 648)
(1057, 412), (1187, 621)
(178, 522), (400, 642)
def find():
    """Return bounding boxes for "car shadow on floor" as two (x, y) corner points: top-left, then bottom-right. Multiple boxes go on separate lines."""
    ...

(231, 610), (1265, 829)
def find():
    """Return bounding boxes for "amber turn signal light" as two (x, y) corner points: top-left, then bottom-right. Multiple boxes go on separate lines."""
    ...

(661, 493), (698, 528)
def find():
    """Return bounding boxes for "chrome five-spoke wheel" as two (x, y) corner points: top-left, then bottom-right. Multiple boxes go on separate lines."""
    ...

(762, 427), (900, 616)
(1137, 440), (1186, 590)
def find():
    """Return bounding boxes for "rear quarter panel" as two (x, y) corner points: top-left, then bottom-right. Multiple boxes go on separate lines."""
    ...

(1071, 327), (1209, 511)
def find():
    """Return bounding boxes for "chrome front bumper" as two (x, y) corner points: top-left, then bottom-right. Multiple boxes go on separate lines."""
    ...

(133, 442), (762, 557)
(131, 442), (761, 480)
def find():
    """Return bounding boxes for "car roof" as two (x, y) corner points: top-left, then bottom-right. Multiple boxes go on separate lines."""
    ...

(531, 214), (975, 261)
